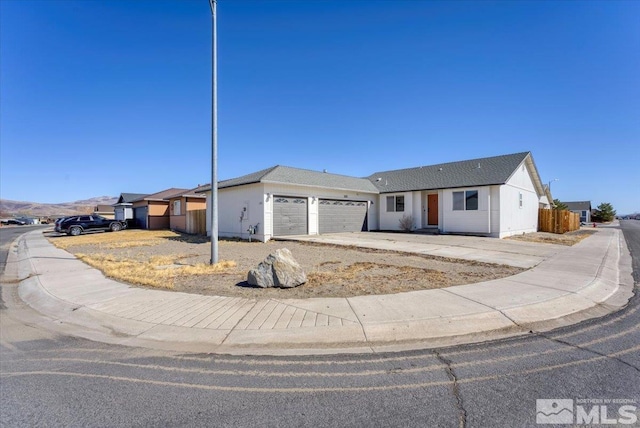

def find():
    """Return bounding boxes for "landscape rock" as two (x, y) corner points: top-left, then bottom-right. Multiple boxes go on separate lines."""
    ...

(247, 248), (307, 288)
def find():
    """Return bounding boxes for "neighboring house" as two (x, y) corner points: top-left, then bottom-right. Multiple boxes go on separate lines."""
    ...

(131, 188), (188, 230)
(166, 185), (209, 234)
(540, 185), (553, 210)
(199, 151), (549, 241)
(113, 193), (148, 223)
(564, 201), (592, 223)
(93, 204), (115, 219)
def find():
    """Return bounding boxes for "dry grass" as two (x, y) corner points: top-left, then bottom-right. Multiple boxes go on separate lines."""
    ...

(75, 252), (236, 289)
(308, 262), (444, 286)
(46, 229), (523, 298)
(49, 229), (180, 250)
(506, 229), (597, 246)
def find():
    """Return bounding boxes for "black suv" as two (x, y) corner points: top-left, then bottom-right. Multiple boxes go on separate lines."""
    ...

(56, 215), (126, 236)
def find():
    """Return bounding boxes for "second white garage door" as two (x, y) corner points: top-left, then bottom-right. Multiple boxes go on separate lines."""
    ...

(318, 200), (368, 234)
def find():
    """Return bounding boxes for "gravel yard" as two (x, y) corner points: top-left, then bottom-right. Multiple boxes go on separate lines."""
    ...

(46, 230), (524, 298)
(506, 228), (596, 246)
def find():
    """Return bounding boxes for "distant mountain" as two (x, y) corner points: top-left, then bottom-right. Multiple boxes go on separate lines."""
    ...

(0, 196), (118, 218)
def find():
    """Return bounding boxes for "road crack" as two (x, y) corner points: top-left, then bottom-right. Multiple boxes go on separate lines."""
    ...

(538, 333), (640, 374)
(433, 350), (467, 428)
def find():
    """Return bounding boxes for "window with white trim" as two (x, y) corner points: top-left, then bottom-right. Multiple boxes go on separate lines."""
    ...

(453, 190), (478, 211)
(386, 195), (405, 212)
(173, 200), (181, 216)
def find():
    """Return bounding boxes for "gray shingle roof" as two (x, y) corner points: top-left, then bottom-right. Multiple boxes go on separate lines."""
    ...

(367, 152), (531, 193)
(132, 188), (189, 202)
(165, 184), (210, 199)
(564, 201), (591, 211)
(200, 166), (379, 193)
(115, 193), (148, 204)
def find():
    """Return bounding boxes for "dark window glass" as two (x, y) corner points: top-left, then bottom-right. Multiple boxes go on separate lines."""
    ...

(465, 191), (478, 210)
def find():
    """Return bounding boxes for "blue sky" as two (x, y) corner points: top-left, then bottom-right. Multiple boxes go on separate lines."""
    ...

(1, 0), (638, 213)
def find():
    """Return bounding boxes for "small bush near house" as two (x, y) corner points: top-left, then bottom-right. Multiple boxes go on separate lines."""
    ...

(399, 214), (414, 232)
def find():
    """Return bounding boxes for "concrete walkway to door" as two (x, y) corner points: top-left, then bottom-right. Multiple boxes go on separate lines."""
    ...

(275, 232), (565, 268)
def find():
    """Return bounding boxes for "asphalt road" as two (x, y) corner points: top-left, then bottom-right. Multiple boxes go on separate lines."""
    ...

(1, 224), (638, 427)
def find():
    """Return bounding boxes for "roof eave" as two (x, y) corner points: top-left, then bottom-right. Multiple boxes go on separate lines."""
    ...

(377, 182), (507, 194)
(261, 179), (379, 194)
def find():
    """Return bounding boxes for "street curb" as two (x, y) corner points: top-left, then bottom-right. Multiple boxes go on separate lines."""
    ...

(7, 228), (636, 356)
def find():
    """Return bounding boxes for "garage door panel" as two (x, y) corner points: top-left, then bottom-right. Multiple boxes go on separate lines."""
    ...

(134, 206), (148, 229)
(273, 197), (307, 236)
(319, 200), (367, 234)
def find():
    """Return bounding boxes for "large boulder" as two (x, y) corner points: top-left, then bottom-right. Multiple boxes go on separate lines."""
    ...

(247, 248), (307, 288)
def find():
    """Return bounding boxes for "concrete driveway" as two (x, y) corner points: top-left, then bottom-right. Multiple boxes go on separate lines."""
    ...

(276, 232), (565, 268)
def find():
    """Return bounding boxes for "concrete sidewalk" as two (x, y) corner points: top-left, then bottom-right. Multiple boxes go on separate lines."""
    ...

(276, 231), (565, 268)
(6, 228), (635, 355)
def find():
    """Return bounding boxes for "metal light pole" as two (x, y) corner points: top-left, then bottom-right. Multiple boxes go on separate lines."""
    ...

(209, 0), (219, 264)
(548, 178), (559, 193)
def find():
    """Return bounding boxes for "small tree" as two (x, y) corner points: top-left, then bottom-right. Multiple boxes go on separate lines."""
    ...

(593, 202), (616, 222)
(398, 214), (414, 232)
(553, 199), (568, 210)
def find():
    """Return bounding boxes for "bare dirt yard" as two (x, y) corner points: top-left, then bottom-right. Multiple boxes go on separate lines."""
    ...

(46, 230), (524, 298)
(506, 228), (596, 246)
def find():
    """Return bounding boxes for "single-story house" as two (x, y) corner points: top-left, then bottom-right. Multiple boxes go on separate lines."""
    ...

(199, 151), (550, 242)
(113, 193), (148, 223)
(93, 204), (115, 219)
(565, 201), (592, 223)
(166, 185), (209, 234)
(131, 188), (187, 229)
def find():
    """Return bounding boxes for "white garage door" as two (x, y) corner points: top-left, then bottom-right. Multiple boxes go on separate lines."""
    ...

(319, 199), (368, 234)
(273, 196), (308, 236)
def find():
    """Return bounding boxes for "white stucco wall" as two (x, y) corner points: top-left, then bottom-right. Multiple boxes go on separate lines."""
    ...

(378, 192), (413, 230)
(412, 192), (422, 229)
(490, 186), (501, 236)
(205, 183), (377, 242)
(441, 186), (494, 235)
(499, 162), (539, 237)
(205, 183), (267, 241)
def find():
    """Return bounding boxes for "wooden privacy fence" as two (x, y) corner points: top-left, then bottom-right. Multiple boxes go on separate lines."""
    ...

(186, 209), (207, 235)
(538, 209), (581, 234)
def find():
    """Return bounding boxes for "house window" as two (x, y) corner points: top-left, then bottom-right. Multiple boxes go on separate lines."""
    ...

(519, 193), (523, 209)
(173, 200), (181, 216)
(581, 210), (588, 222)
(465, 191), (478, 210)
(453, 192), (464, 211)
(453, 190), (478, 211)
(386, 195), (405, 212)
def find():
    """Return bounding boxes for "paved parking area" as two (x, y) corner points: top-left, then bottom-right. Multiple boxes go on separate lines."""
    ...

(276, 232), (565, 268)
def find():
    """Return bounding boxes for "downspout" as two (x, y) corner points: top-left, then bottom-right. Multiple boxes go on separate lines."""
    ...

(487, 191), (491, 235)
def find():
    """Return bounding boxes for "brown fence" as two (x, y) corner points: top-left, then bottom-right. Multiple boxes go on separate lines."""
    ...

(186, 209), (207, 235)
(538, 209), (581, 234)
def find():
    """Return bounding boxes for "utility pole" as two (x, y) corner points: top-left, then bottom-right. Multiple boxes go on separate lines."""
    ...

(209, 0), (218, 264)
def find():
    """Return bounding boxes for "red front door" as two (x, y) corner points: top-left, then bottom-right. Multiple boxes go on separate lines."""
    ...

(428, 194), (438, 225)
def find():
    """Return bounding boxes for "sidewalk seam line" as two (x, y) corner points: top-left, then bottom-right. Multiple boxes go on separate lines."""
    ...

(345, 297), (373, 350)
